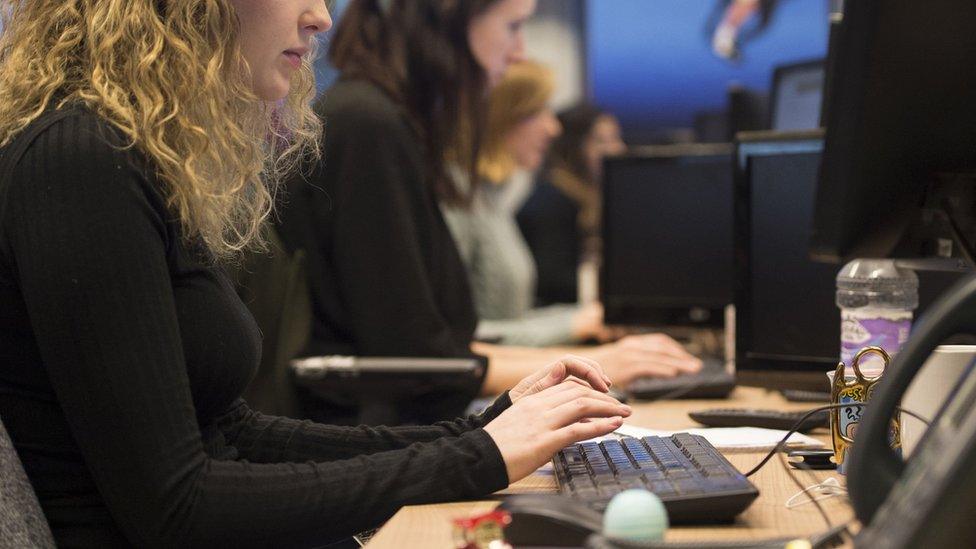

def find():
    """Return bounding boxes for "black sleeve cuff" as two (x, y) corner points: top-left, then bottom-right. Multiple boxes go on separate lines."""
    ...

(477, 391), (513, 426)
(463, 428), (510, 492)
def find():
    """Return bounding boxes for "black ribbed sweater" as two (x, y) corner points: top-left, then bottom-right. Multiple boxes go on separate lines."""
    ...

(0, 107), (509, 548)
(278, 79), (480, 360)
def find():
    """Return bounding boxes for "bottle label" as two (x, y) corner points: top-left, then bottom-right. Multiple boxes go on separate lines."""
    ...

(840, 309), (912, 367)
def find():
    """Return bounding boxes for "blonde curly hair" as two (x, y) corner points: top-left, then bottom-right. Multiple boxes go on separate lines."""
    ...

(0, 0), (321, 259)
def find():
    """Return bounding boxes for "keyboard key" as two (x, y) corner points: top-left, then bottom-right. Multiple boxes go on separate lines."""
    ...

(641, 469), (666, 480)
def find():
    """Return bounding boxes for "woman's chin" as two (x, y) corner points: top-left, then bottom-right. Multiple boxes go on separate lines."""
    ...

(252, 75), (293, 102)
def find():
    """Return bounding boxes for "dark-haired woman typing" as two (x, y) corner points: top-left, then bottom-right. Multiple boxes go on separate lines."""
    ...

(281, 0), (697, 422)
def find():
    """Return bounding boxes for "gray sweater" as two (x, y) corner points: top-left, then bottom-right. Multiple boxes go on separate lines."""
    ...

(442, 170), (579, 346)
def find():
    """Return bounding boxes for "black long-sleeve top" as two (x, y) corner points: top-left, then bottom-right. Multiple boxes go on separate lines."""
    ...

(277, 78), (479, 360)
(517, 178), (582, 305)
(0, 107), (510, 548)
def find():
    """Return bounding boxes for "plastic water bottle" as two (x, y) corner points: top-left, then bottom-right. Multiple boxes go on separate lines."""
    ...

(836, 259), (918, 371)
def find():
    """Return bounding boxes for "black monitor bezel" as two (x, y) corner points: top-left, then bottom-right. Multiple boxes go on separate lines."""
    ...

(601, 144), (733, 328)
(734, 130), (834, 375)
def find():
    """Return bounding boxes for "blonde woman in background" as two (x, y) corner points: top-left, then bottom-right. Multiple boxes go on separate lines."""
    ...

(442, 61), (703, 384)
(0, 1), (630, 546)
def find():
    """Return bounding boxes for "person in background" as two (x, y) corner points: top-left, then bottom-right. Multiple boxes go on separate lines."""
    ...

(707, 0), (781, 61)
(442, 61), (703, 371)
(443, 60), (578, 347)
(517, 103), (625, 306)
(280, 0), (700, 424)
(0, 0), (629, 546)
(278, 0), (537, 423)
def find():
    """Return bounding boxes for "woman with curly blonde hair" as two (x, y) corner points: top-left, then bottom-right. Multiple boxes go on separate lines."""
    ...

(0, 1), (629, 546)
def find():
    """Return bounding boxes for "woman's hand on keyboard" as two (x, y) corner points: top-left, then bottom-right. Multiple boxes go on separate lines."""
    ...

(484, 380), (631, 482)
(589, 333), (703, 385)
(509, 354), (611, 403)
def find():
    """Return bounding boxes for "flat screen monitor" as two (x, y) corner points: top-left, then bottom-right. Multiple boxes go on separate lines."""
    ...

(736, 132), (965, 380)
(602, 145), (733, 327)
(810, 0), (976, 266)
(770, 59), (824, 131)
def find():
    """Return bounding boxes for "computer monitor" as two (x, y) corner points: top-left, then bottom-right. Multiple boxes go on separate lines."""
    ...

(769, 59), (824, 131)
(735, 131), (964, 390)
(810, 0), (976, 267)
(601, 144), (733, 328)
(728, 86), (769, 139)
(692, 86), (768, 144)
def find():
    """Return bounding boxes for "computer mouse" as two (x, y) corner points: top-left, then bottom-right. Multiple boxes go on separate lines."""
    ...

(498, 494), (603, 547)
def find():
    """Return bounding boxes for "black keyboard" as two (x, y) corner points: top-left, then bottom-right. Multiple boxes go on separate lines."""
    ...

(627, 358), (736, 400)
(553, 434), (759, 523)
(780, 389), (832, 403)
(688, 408), (829, 432)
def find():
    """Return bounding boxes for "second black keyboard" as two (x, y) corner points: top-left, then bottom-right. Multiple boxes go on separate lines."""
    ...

(553, 434), (759, 523)
(688, 408), (830, 432)
(627, 358), (736, 401)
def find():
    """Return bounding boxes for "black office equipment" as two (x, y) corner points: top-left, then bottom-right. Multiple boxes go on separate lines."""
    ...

(627, 358), (735, 401)
(727, 86), (769, 137)
(734, 132), (963, 390)
(290, 356), (485, 425)
(780, 389), (831, 403)
(552, 434), (758, 523)
(769, 59), (825, 132)
(810, 0), (976, 266)
(693, 85), (770, 143)
(804, 1), (976, 546)
(498, 494), (603, 547)
(787, 450), (836, 471)
(734, 132), (835, 387)
(689, 408), (829, 432)
(602, 145), (734, 328)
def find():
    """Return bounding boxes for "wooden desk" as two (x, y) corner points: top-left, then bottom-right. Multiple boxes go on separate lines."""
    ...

(367, 386), (855, 548)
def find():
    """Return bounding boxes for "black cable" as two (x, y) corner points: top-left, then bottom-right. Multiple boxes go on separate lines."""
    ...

(744, 402), (930, 478)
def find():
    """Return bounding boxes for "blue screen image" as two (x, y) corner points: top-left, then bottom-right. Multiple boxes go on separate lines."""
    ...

(587, 0), (829, 142)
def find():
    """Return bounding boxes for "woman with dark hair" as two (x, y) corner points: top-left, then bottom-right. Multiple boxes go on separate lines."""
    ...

(0, 0), (628, 546)
(278, 0), (537, 421)
(281, 0), (694, 421)
(517, 104), (626, 306)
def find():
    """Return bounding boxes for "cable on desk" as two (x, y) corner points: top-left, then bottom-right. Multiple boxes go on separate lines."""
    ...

(743, 403), (929, 478)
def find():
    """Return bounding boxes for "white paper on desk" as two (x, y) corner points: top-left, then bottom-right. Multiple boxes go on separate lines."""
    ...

(612, 423), (824, 452)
